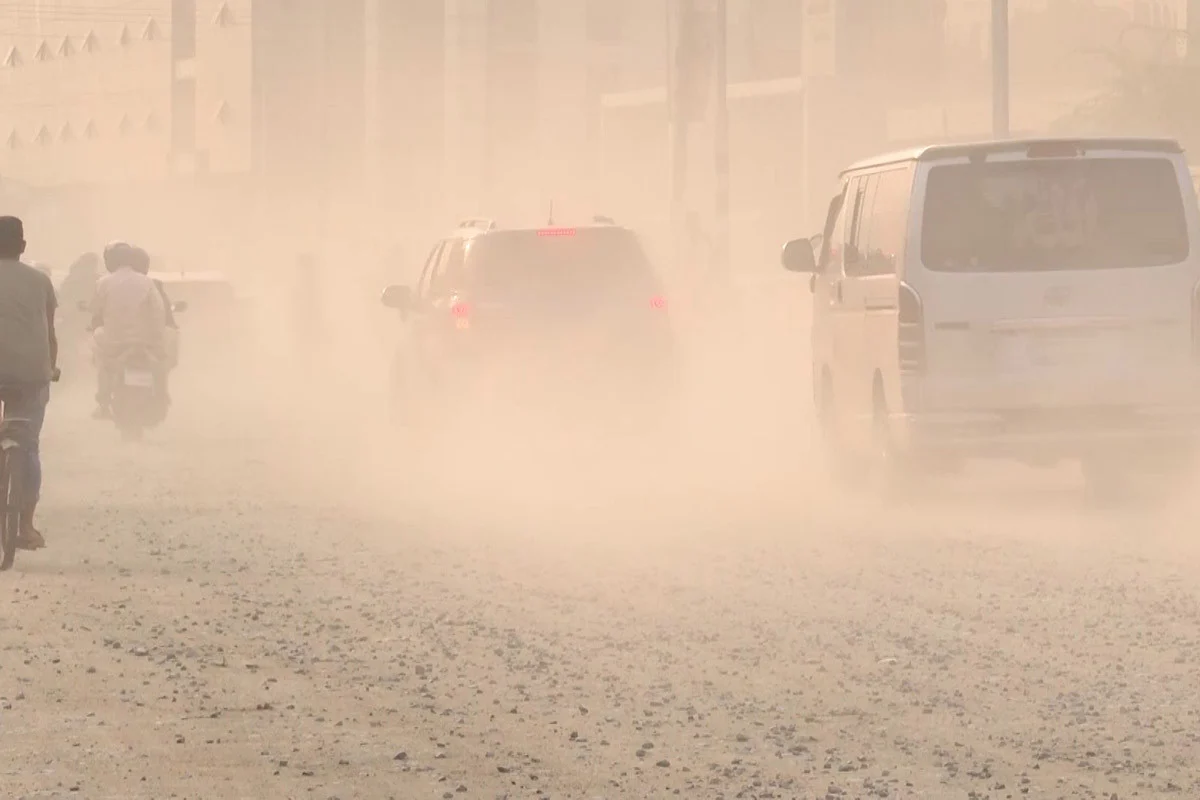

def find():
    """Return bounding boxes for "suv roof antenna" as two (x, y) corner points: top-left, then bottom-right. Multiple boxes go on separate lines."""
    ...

(547, 200), (555, 226)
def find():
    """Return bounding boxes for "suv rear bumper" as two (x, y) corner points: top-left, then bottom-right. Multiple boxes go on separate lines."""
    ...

(894, 406), (1200, 459)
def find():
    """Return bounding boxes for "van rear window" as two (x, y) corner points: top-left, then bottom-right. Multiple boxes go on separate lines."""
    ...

(920, 157), (1188, 272)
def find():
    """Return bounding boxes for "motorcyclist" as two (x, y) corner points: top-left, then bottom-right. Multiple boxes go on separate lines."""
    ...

(129, 246), (178, 330)
(60, 252), (101, 306)
(130, 245), (180, 381)
(89, 241), (167, 419)
(55, 252), (102, 379)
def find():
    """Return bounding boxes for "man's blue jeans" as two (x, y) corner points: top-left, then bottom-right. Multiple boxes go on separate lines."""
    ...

(0, 384), (47, 505)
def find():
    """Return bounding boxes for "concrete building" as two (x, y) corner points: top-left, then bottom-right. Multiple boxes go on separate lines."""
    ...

(0, 0), (371, 261)
(0, 0), (174, 186)
(1, 0), (1194, 262)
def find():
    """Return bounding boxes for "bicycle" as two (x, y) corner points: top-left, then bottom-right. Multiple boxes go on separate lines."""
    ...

(0, 385), (34, 571)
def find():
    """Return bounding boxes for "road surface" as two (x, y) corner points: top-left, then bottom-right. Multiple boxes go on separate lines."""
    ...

(4, 359), (1200, 800)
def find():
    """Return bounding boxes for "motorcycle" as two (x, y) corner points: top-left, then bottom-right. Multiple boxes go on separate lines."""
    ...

(108, 344), (167, 441)
(79, 299), (187, 440)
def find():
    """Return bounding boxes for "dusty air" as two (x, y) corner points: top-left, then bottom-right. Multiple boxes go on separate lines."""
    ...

(1, 1), (1199, 798)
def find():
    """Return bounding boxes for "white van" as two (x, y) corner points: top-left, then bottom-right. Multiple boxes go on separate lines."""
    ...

(782, 137), (1200, 494)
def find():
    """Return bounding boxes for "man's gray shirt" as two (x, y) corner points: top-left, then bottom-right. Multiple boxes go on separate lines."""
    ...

(0, 258), (56, 384)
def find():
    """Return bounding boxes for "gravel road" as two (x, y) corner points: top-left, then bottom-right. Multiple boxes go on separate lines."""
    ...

(4, 358), (1200, 800)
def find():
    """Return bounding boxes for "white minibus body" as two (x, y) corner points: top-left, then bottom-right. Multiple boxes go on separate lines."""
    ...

(782, 138), (1200, 493)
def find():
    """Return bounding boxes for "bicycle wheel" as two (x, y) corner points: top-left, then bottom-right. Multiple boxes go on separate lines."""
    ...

(0, 447), (24, 571)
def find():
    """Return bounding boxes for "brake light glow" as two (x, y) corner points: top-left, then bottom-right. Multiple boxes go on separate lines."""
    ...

(537, 227), (576, 237)
(1025, 140), (1083, 159)
(451, 301), (471, 329)
(650, 295), (667, 310)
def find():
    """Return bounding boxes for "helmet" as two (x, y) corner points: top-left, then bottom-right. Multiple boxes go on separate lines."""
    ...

(102, 240), (134, 272)
(129, 246), (150, 275)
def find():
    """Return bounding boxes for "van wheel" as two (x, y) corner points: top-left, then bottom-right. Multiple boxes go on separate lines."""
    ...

(870, 389), (909, 503)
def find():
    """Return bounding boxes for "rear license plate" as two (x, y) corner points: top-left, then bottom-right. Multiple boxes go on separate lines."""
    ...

(123, 369), (154, 388)
(1011, 334), (1118, 369)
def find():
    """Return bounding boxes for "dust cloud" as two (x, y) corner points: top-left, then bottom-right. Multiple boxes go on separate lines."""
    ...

(6, 2), (1200, 799)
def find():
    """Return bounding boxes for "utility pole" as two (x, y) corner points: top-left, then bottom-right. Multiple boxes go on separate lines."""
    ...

(668, 0), (690, 280)
(991, 0), (1009, 138)
(713, 0), (729, 282)
(1189, 0), (1200, 66)
(669, 0), (725, 284)
(316, 0), (332, 257)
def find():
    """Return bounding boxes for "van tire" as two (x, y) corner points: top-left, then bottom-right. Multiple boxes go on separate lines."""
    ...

(870, 381), (909, 503)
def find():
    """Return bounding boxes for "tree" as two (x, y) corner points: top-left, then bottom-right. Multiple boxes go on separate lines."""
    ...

(1053, 23), (1200, 153)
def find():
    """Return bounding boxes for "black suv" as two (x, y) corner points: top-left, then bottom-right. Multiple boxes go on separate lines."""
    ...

(380, 217), (677, 436)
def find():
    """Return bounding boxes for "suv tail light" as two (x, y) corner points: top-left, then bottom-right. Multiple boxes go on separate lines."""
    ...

(898, 282), (925, 375)
(451, 301), (471, 329)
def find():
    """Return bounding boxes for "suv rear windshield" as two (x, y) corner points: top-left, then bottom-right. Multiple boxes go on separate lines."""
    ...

(920, 157), (1189, 272)
(465, 228), (659, 302)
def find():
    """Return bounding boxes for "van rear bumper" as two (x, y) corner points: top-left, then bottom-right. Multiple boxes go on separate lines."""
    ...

(895, 406), (1200, 459)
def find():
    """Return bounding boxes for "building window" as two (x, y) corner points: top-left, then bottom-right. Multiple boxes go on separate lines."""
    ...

(60, 123), (74, 142)
(213, 101), (230, 125)
(145, 112), (158, 132)
(82, 31), (99, 53)
(6, 130), (20, 149)
(119, 25), (132, 47)
(4, 47), (22, 67)
(118, 114), (132, 135)
(84, 120), (98, 139)
(58, 37), (75, 57)
(143, 17), (162, 42)
(35, 126), (51, 146)
(34, 41), (52, 61)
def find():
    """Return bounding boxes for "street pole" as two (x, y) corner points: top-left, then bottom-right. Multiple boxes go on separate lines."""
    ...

(713, 0), (729, 283)
(668, 0), (690, 281)
(991, 0), (1009, 138)
(317, 0), (332, 258)
(1189, 0), (1200, 66)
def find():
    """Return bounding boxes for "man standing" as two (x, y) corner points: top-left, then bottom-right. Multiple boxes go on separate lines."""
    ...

(0, 217), (58, 550)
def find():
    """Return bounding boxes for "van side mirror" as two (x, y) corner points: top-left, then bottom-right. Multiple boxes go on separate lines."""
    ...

(381, 284), (412, 310)
(781, 238), (818, 273)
